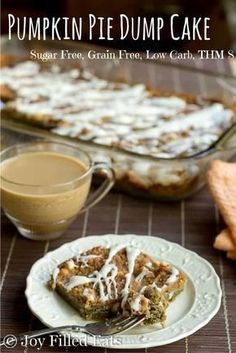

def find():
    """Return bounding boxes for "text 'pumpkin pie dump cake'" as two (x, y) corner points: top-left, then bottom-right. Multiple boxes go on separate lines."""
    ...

(49, 245), (187, 326)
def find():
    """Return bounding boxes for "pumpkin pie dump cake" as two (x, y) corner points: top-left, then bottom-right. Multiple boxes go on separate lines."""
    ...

(2, 60), (235, 199)
(49, 245), (186, 325)
(1, 61), (234, 159)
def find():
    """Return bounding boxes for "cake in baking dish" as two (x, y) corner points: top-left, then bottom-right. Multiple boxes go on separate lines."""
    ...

(1, 60), (235, 158)
(1, 59), (235, 199)
(49, 245), (186, 325)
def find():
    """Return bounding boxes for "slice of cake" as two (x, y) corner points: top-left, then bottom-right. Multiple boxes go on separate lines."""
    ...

(49, 245), (186, 326)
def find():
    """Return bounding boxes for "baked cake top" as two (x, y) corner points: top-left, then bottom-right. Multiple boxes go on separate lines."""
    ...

(50, 244), (186, 311)
(1, 61), (234, 158)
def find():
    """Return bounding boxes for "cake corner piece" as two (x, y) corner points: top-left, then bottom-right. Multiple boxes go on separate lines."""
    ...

(49, 244), (187, 326)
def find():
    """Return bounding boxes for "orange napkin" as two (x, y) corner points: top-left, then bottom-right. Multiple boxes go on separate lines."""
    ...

(208, 160), (236, 260)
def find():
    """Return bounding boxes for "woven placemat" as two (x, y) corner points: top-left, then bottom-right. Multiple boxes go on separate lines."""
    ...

(1, 57), (235, 353)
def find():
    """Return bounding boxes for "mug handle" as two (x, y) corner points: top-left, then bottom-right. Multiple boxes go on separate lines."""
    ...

(80, 162), (115, 213)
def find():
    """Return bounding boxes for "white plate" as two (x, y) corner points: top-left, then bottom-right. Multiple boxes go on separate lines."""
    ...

(25, 234), (222, 349)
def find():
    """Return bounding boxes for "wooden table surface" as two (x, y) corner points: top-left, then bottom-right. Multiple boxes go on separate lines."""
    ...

(1, 56), (236, 353)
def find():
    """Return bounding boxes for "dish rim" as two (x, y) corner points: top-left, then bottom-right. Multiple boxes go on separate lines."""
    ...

(2, 118), (236, 163)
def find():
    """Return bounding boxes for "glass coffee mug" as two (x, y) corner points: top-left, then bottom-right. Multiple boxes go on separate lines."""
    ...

(0, 141), (115, 240)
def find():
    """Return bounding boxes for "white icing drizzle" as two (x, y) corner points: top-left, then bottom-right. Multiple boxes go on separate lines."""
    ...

(130, 295), (143, 312)
(140, 283), (161, 294)
(56, 244), (141, 305)
(64, 276), (94, 291)
(92, 263), (118, 301)
(135, 268), (149, 282)
(166, 267), (179, 284)
(61, 247), (121, 301)
(104, 243), (126, 264)
(54, 243), (180, 311)
(66, 259), (78, 270)
(145, 261), (154, 269)
(139, 267), (179, 294)
(51, 267), (60, 290)
(76, 254), (101, 268)
(83, 288), (95, 302)
(90, 244), (139, 302)
(121, 248), (140, 308)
